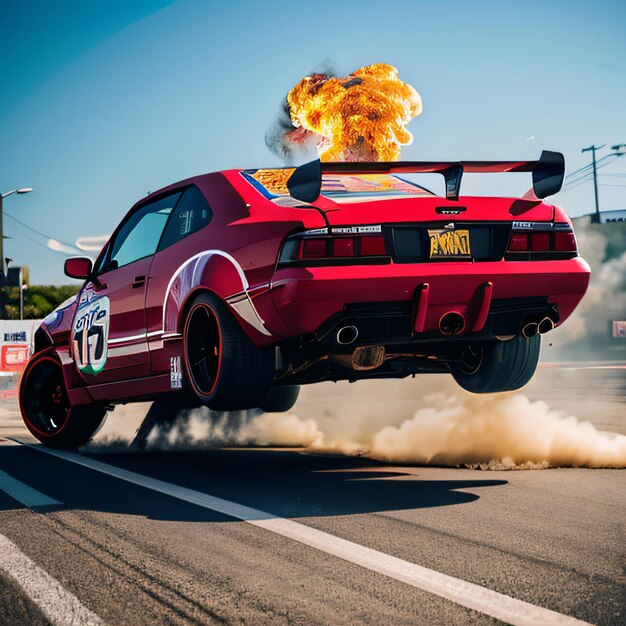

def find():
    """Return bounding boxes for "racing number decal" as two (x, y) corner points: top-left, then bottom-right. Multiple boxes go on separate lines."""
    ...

(72, 293), (110, 375)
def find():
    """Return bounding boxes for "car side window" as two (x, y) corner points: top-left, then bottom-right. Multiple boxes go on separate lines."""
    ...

(157, 186), (212, 252)
(102, 192), (182, 272)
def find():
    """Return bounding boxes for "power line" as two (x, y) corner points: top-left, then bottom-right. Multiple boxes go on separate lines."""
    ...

(4, 211), (76, 249)
(562, 174), (594, 192)
(563, 153), (618, 181)
(562, 172), (595, 189)
(5, 226), (60, 254)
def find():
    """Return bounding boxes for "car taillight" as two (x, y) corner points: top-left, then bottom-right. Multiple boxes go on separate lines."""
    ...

(301, 238), (327, 258)
(554, 231), (577, 251)
(508, 233), (529, 251)
(506, 224), (577, 256)
(279, 227), (389, 265)
(299, 235), (387, 259)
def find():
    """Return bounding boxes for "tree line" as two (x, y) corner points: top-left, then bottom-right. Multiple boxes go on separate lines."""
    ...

(0, 285), (80, 320)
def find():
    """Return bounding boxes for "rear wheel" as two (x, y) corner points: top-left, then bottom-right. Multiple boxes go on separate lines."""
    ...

(19, 352), (107, 449)
(449, 335), (540, 393)
(261, 385), (300, 412)
(183, 292), (274, 410)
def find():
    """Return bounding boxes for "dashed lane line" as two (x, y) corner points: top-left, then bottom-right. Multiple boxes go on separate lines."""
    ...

(9, 438), (592, 626)
(0, 534), (104, 625)
(0, 469), (61, 508)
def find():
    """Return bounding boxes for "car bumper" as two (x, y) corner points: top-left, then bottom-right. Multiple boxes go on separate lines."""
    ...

(266, 258), (591, 339)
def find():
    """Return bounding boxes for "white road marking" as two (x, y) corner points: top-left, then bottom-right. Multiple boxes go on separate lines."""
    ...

(539, 361), (626, 371)
(0, 533), (104, 625)
(14, 440), (591, 626)
(0, 469), (61, 508)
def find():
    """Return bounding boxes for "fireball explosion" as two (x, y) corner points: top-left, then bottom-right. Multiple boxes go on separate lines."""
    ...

(270, 63), (422, 163)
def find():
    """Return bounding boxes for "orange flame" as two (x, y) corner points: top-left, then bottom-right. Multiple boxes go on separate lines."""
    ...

(286, 63), (422, 162)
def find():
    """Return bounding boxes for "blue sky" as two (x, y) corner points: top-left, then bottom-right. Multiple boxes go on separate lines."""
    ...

(1, 0), (625, 283)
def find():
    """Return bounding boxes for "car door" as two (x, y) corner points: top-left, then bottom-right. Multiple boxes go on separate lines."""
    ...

(143, 185), (213, 376)
(72, 192), (181, 384)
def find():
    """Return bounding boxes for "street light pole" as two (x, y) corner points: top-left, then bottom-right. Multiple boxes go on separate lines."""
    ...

(19, 284), (27, 320)
(0, 188), (33, 282)
(581, 145), (603, 223)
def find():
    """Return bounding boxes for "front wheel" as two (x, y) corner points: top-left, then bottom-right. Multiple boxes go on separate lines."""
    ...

(19, 351), (107, 449)
(449, 335), (540, 393)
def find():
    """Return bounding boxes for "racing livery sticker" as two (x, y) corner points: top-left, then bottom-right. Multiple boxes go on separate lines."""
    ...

(241, 169), (434, 203)
(170, 356), (182, 389)
(72, 292), (110, 375)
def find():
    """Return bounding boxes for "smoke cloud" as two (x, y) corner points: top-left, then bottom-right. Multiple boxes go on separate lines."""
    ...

(91, 391), (625, 469)
(549, 219), (626, 354)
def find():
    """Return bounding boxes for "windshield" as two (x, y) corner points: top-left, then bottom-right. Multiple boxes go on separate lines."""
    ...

(241, 169), (435, 204)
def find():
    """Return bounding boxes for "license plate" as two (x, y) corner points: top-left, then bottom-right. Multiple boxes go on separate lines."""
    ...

(428, 228), (471, 258)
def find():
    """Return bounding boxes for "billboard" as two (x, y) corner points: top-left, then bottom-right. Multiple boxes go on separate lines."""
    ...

(0, 319), (41, 372)
(612, 321), (626, 339)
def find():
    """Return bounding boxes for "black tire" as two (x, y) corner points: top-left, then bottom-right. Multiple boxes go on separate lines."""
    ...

(182, 292), (274, 410)
(19, 351), (107, 449)
(449, 335), (541, 393)
(261, 385), (300, 412)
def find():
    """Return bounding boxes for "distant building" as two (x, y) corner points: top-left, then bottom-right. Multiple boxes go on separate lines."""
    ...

(575, 209), (626, 224)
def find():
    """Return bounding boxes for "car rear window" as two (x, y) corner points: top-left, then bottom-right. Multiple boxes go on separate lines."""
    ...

(241, 169), (435, 204)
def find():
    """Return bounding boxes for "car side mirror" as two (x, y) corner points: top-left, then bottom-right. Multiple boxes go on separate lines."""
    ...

(64, 257), (93, 280)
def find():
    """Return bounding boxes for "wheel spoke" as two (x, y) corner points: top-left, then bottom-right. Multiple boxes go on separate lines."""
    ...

(186, 303), (221, 396)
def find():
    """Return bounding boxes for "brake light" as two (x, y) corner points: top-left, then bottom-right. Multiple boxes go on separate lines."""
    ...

(299, 235), (387, 259)
(508, 233), (529, 251)
(507, 225), (577, 256)
(361, 236), (387, 256)
(554, 231), (577, 251)
(333, 238), (355, 256)
(301, 238), (327, 258)
(532, 232), (550, 251)
(283, 230), (389, 264)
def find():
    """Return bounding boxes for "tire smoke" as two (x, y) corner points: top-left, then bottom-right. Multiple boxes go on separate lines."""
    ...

(91, 390), (625, 469)
(549, 219), (626, 357)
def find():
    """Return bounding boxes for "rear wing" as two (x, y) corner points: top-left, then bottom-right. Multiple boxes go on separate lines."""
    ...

(286, 150), (565, 203)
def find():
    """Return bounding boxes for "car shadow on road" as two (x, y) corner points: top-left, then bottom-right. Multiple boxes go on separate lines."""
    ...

(0, 445), (507, 522)
(7, 448), (507, 521)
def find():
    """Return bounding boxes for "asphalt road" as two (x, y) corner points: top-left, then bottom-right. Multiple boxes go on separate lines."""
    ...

(0, 366), (624, 625)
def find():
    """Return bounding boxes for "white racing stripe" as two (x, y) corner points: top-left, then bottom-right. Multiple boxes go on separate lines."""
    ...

(15, 440), (590, 626)
(0, 533), (103, 625)
(0, 470), (61, 508)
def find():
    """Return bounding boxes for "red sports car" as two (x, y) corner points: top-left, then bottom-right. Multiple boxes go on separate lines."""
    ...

(20, 151), (590, 448)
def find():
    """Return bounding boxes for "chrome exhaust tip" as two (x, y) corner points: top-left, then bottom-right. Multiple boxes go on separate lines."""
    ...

(522, 322), (539, 339)
(336, 325), (359, 345)
(439, 312), (466, 336)
(538, 317), (555, 335)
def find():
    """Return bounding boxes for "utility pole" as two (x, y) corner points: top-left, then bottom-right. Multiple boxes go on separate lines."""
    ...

(0, 194), (5, 280)
(581, 145), (603, 223)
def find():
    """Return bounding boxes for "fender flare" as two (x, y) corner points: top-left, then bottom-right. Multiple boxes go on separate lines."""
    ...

(162, 250), (272, 338)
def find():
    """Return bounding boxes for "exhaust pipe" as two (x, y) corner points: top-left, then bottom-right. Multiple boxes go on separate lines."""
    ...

(336, 325), (359, 345)
(439, 312), (466, 336)
(538, 317), (555, 335)
(522, 322), (538, 338)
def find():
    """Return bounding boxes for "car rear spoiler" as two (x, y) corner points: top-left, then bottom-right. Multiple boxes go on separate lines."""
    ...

(286, 150), (565, 203)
